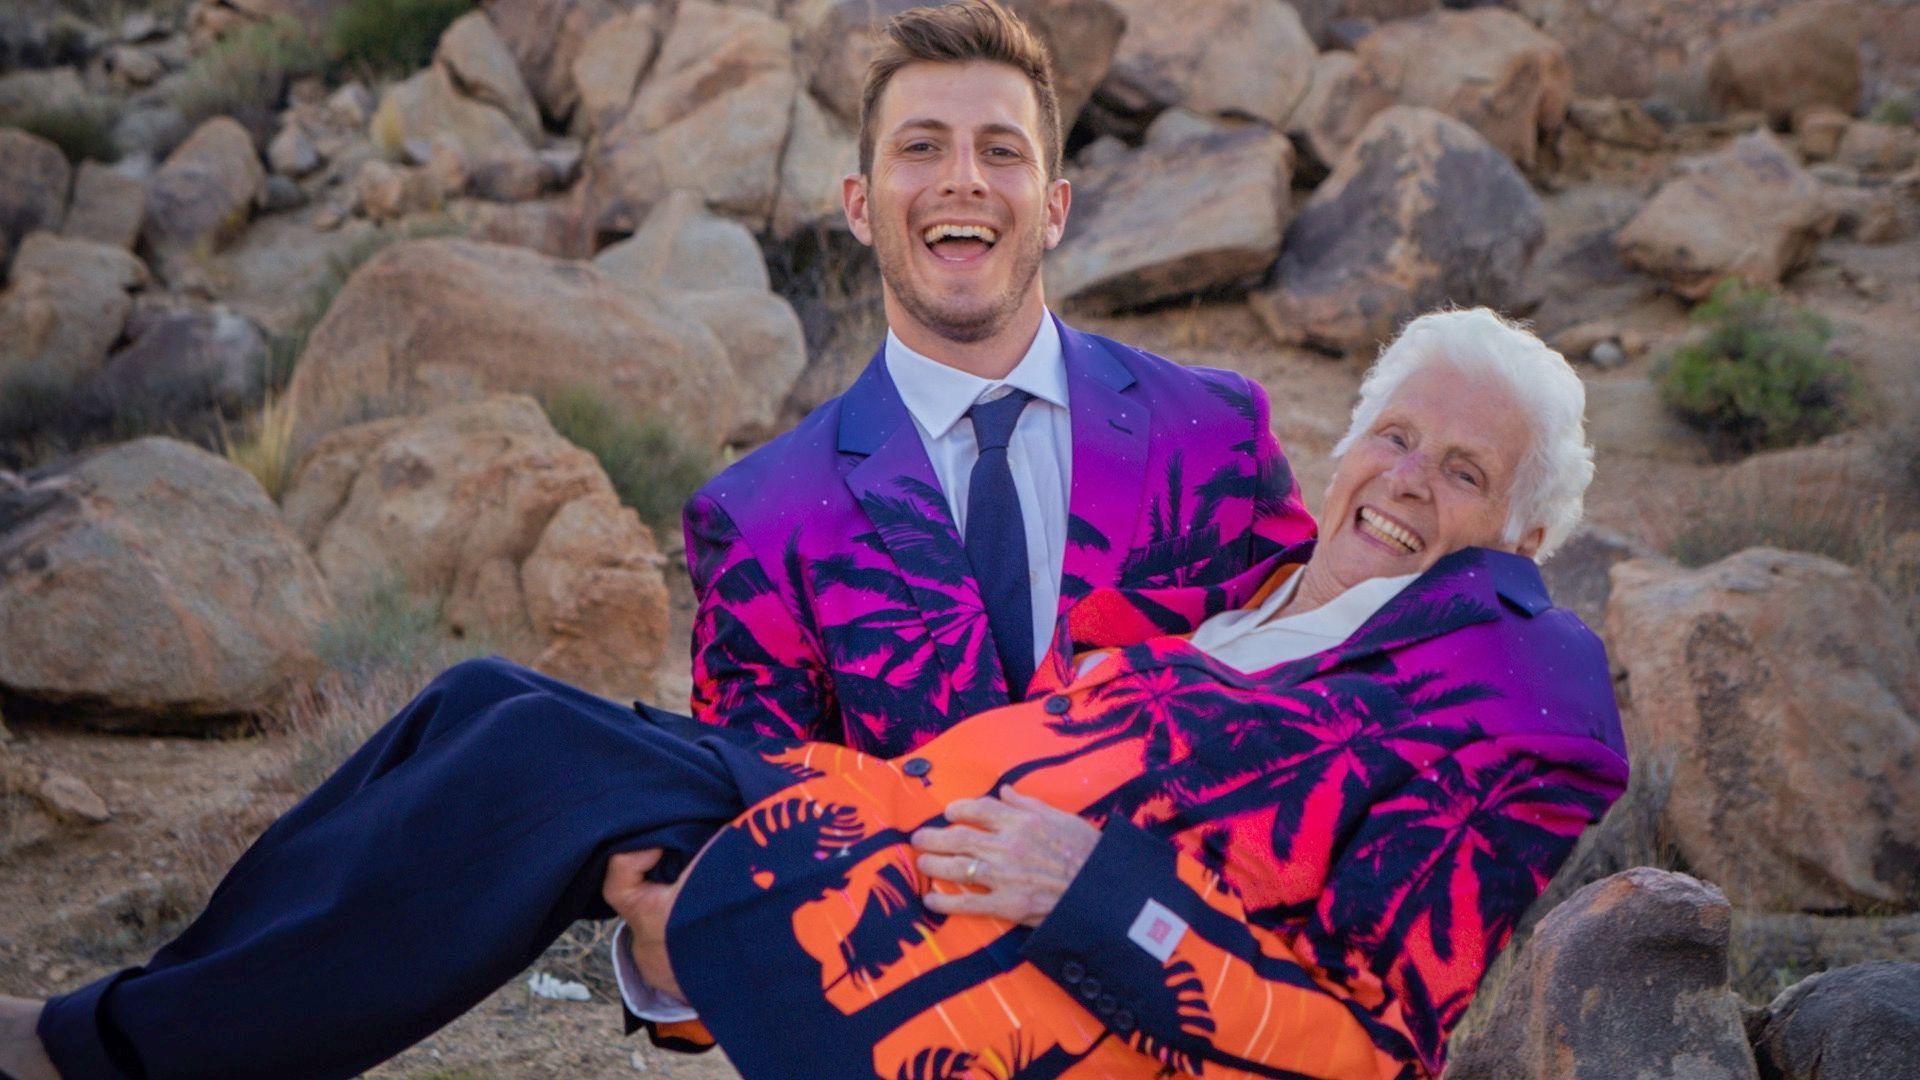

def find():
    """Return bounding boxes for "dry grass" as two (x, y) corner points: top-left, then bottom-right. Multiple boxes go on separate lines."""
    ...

(221, 389), (299, 500)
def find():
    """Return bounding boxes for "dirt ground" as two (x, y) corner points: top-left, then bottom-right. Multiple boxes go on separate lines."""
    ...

(2, 153), (1917, 1077)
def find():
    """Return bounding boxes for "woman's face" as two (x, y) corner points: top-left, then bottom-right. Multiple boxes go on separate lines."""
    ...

(1314, 362), (1545, 591)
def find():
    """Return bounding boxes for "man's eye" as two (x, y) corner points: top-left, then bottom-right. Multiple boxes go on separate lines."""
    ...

(904, 141), (936, 153)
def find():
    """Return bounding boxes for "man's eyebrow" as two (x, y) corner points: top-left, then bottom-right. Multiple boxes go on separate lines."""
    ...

(890, 119), (1034, 144)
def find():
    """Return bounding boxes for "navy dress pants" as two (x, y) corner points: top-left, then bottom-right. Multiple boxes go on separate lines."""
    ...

(36, 657), (800, 1080)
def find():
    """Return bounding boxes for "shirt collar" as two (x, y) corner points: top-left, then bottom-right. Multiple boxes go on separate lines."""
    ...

(1251, 569), (1422, 639)
(884, 311), (1068, 440)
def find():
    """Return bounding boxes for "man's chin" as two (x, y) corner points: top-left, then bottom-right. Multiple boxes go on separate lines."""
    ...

(898, 292), (1016, 345)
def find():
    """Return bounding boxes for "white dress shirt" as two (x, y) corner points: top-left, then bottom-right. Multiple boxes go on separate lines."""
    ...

(885, 311), (1073, 671)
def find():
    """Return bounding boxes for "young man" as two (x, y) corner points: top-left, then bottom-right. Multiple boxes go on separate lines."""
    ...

(605, 0), (1315, 1031)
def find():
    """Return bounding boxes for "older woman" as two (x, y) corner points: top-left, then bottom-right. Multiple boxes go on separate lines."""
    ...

(9, 309), (1626, 1080)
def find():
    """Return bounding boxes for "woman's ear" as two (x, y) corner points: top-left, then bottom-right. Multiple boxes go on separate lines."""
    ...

(1514, 525), (1546, 559)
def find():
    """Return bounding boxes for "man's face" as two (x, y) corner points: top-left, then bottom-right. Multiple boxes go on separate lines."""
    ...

(1315, 362), (1545, 590)
(844, 60), (1070, 345)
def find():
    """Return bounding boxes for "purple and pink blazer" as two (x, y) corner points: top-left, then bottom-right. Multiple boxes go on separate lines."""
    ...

(683, 317), (1318, 758)
(664, 547), (1631, 1078)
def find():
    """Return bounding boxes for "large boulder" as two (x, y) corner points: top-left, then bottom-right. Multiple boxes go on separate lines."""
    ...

(1096, 0), (1314, 128)
(1537, 524), (1658, 633)
(1616, 129), (1838, 299)
(62, 161), (146, 251)
(1707, 2), (1863, 124)
(282, 238), (741, 453)
(0, 438), (332, 730)
(0, 233), (148, 397)
(591, 188), (771, 292)
(796, 0), (1124, 130)
(767, 89), (858, 242)
(568, 6), (661, 140)
(142, 117), (264, 260)
(675, 289), (806, 444)
(435, 10), (544, 143)
(1750, 962), (1920, 1080)
(369, 64), (542, 198)
(1285, 50), (1393, 174)
(482, 0), (626, 126)
(280, 395), (669, 702)
(72, 302), (269, 435)
(0, 128), (71, 273)
(1446, 868), (1760, 1080)
(1250, 106), (1544, 355)
(1353, 8), (1572, 172)
(1606, 549), (1920, 912)
(583, 1), (798, 235)
(1047, 113), (1293, 313)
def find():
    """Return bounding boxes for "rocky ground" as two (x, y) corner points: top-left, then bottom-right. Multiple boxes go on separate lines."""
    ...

(3, 0), (1919, 1075)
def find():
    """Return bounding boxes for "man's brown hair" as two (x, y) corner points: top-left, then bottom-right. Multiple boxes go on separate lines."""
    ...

(858, 0), (1064, 179)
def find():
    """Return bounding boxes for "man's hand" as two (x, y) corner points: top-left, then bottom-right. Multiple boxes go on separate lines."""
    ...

(602, 849), (687, 999)
(911, 786), (1100, 928)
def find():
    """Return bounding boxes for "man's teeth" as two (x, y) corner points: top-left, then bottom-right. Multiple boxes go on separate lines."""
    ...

(922, 224), (998, 245)
(1358, 507), (1422, 554)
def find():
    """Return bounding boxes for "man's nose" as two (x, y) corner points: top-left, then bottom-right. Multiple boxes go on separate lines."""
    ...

(938, 147), (988, 198)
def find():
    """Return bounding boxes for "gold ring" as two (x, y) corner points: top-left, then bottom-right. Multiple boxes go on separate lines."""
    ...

(964, 857), (982, 885)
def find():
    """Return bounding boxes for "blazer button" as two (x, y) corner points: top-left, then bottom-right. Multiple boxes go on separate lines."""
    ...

(1079, 977), (1102, 999)
(1095, 994), (1118, 1016)
(1044, 695), (1071, 715)
(1059, 960), (1085, 984)
(902, 757), (932, 777)
(1112, 1010), (1136, 1035)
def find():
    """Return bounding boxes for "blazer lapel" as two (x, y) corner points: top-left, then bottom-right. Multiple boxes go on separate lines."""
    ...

(1305, 547), (1544, 672)
(838, 351), (1008, 712)
(1055, 319), (1149, 618)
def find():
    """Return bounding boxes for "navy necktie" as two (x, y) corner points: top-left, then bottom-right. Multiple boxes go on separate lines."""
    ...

(964, 389), (1036, 700)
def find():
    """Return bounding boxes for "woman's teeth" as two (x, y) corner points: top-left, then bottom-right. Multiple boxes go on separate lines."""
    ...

(1357, 507), (1422, 554)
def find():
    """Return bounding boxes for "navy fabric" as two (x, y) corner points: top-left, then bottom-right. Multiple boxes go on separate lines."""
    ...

(963, 389), (1037, 699)
(36, 658), (797, 1080)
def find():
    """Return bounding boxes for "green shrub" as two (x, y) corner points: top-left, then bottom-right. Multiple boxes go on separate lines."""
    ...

(1868, 94), (1914, 127)
(325, 0), (475, 79)
(2, 93), (122, 163)
(1657, 281), (1853, 454)
(170, 16), (326, 133)
(542, 386), (719, 536)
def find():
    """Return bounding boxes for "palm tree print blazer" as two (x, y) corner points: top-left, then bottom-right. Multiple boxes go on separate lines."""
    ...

(662, 546), (1631, 1079)
(682, 316), (1319, 758)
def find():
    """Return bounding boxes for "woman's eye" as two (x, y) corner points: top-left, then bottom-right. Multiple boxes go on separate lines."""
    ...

(1383, 432), (1407, 448)
(1455, 471), (1479, 487)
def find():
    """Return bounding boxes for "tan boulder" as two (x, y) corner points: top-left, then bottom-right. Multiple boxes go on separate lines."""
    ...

(592, 188), (771, 292)
(1048, 113), (1293, 313)
(0, 129), (72, 272)
(1286, 50), (1393, 173)
(62, 161), (146, 251)
(0, 234), (148, 393)
(1607, 549), (1920, 911)
(769, 90), (858, 241)
(584, 1), (797, 235)
(1616, 129), (1837, 299)
(283, 238), (740, 453)
(281, 395), (669, 702)
(369, 65), (541, 189)
(482, 0), (626, 125)
(1708, 2), (1862, 124)
(1251, 106), (1544, 355)
(1355, 8), (1571, 171)
(675, 289), (807, 443)
(1005, 0), (1127, 132)
(1446, 869), (1761, 1080)
(0, 437), (332, 731)
(1794, 105), (1853, 161)
(436, 10), (544, 143)
(1512, 0), (1686, 100)
(446, 195), (590, 259)
(1750, 962), (1920, 1080)
(143, 117), (264, 259)
(1097, 0), (1314, 128)
(1837, 121), (1920, 174)
(568, 6), (662, 140)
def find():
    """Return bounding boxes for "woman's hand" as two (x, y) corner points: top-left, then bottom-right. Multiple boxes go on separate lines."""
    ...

(911, 786), (1101, 928)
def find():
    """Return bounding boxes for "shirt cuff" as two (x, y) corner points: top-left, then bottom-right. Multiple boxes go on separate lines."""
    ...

(610, 920), (699, 1023)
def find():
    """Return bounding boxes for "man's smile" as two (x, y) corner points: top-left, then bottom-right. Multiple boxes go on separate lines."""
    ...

(920, 221), (1000, 263)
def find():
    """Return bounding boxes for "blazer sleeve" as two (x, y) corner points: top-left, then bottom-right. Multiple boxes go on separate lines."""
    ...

(1019, 732), (1628, 1080)
(1242, 374), (1317, 562)
(684, 493), (843, 744)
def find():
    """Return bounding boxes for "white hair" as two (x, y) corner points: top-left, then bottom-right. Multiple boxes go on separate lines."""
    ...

(1330, 307), (1594, 561)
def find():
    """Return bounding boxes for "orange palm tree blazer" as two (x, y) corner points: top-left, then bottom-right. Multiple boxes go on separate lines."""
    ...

(654, 548), (1630, 1080)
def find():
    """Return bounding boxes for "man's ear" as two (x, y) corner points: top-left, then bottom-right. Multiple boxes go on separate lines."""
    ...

(1043, 176), (1071, 250)
(1514, 525), (1546, 559)
(843, 173), (874, 246)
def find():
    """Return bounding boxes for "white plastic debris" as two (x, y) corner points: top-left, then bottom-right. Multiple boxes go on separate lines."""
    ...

(526, 971), (592, 1002)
